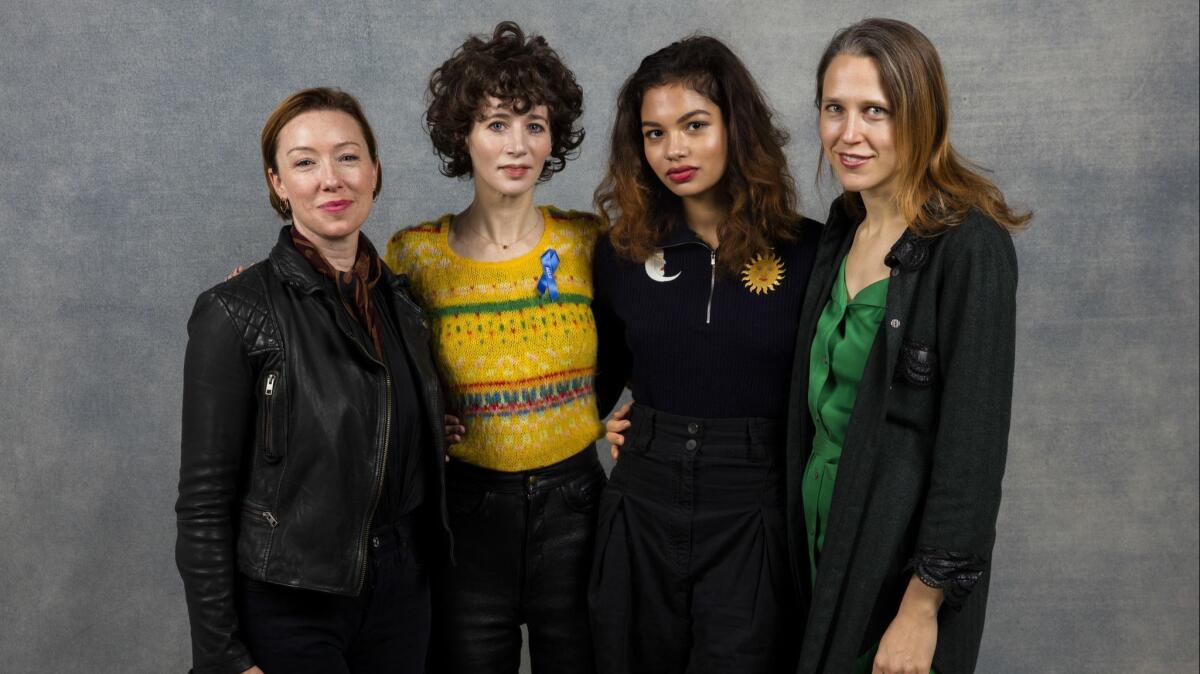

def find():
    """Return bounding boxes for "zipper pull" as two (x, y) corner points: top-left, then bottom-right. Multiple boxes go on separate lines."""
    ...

(262, 511), (279, 527)
(710, 250), (716, 267)
(264, 373), (276, 396)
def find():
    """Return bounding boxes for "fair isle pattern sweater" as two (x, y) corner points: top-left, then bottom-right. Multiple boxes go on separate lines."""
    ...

(385, 206), (604, 472)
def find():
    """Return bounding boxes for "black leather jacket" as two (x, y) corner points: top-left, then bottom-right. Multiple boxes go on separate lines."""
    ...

(175, 228), (450, 674)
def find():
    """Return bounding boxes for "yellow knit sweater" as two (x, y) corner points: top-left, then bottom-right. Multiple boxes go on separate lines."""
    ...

(385, 206), (604, 471)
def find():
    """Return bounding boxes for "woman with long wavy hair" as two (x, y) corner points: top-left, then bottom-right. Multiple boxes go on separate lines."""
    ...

(788, 18), (1029, 674)
(589, 35), (820, 673)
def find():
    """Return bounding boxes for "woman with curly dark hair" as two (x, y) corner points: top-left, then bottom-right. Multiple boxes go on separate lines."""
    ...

(589, 35), (820, 673)
(384, 21), (605, 674)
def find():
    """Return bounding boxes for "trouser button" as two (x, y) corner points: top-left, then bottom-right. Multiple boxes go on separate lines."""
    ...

(685, 439), (698, 451)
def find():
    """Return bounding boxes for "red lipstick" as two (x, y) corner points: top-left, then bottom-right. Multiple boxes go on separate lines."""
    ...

(666, 166), (698, 183)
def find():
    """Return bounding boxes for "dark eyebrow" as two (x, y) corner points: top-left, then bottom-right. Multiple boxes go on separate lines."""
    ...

(641, 109), (712, 128)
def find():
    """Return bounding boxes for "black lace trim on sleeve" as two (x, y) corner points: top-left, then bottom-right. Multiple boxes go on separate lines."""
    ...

(908, 547), (988, 610)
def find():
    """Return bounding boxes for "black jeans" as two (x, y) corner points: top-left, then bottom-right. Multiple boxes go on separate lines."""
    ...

(236, 515), (430, 674)
(434, 448), (604, 674)
(589, 406), (798, 674)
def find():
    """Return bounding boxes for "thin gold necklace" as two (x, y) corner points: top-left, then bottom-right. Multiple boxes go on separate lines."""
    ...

(462, 212), (541, 250)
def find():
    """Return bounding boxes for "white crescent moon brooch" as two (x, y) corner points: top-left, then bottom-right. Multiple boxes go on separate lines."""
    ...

(644, 248), (681, 282)
(741, 251), (785, 294)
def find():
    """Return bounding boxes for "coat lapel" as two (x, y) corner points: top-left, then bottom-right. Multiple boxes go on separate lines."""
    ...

(786, 200), (859, 608)
(791, 200), (859, 457)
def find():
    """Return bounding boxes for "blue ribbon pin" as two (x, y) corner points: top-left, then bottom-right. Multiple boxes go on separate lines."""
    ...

(536, 248), (560, 300)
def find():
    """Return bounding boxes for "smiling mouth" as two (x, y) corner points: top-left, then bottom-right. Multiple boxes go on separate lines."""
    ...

(318, 200), (352, 212)
(666, 166), (698, 183)
(837, 153), (872, 168)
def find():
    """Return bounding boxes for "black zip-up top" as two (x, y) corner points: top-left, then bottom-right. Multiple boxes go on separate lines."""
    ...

(176, 227), (450, 674)
(593, 218), (821, 419)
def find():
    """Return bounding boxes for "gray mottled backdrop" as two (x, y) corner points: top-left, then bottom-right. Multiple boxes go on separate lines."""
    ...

(1, 1), (1196, 672)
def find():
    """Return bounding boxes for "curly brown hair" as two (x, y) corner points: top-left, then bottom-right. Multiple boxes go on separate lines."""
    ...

(425, 21), (585, 182)
(594, 35), (800, 275)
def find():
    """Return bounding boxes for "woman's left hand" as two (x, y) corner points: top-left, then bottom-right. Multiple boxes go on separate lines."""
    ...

(872, 577), (942, 674)
(444, 414), (466, 447)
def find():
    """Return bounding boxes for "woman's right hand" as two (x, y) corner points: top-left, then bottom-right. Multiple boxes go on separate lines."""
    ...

(605, 401), (633, 460)
(225, 265), (246, 281)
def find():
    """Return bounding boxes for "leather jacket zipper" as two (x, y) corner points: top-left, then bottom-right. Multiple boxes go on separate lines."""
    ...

(242, 503), (279, 528)
(706, 249), (717, 324)
(357, 370), (391, 594)
(324, 293), (395, 593)
(262, 372), (278, 461)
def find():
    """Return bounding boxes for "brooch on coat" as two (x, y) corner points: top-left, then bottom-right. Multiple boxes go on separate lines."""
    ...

(741, 251), (785, 295)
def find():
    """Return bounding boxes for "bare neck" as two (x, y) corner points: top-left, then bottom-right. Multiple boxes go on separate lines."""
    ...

(464, 183), (539, 241)
(858, 190), (908, 243)
(682, 192), (725, 249)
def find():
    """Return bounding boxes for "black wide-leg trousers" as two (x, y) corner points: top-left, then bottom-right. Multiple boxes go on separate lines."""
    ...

(589, 405), (797, 674)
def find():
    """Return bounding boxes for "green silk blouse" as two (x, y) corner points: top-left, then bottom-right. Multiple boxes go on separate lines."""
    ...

(804, 255), (889, 582)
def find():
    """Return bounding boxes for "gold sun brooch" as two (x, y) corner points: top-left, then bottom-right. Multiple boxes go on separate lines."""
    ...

(741, 252), (785, 295)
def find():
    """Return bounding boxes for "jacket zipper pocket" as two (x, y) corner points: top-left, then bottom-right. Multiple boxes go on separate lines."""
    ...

(261, 372), (281, 463)
(242, 504), (279, 528)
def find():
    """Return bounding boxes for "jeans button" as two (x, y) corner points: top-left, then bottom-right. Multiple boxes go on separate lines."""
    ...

(685, 439), (698, 451)
(686, 422), (700, 435)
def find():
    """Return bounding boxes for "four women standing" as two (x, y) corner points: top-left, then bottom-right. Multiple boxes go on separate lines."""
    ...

(178, 17), (1025, 674)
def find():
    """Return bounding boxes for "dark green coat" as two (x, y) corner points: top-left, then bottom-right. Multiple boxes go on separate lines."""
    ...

(786, 197), (1018, 674)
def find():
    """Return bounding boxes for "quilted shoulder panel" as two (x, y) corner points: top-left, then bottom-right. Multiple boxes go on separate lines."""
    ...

(211, 265), (281, 356)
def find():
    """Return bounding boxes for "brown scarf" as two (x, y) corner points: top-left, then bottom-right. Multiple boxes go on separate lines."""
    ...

(289, 226), (387, 360)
